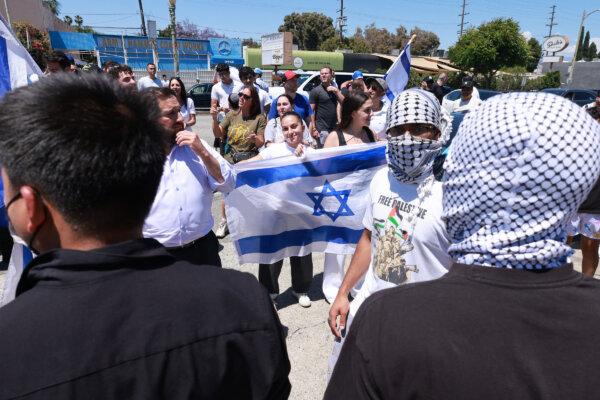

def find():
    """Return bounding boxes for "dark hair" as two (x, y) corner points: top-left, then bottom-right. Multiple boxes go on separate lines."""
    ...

(0, 74), (166, 235)
(339, 92), (370, 130)
(239, 84), (261, 119)
(216, 63), (230, 73)
(320, 65), (333, 74)
(228, 93), (239, 110)
(368, 78), (383, 92)
(102, 60), (119, 71)
(168, 77), (187, 104)
(588, 107), (600, 121)
(107, 64), (133, 80)
(44, 51), (70, 71)
(239, 66), (255, 81)
(146, 86), (177, 100)
(280, 110), (303, 125)
(275, 94), (294, 116)
(146, 62), (156, 68)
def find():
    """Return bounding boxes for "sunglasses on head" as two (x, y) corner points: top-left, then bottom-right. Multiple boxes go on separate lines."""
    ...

(238, 92), (252, 100)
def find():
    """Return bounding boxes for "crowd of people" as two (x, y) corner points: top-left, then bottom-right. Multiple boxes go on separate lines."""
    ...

(2, 48), (600, 399)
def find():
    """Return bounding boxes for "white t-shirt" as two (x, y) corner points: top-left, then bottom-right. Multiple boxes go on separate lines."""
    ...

(445, 96), (482, 114)
(263, 117), (313, 145)
(180, 98), (196, 131)
(369, 99), (389, 140)
(259, 142), (301, 160)
(211, 80), (243, 109)
(137, 75), (162, 91)
(257, 87), (272, 113)
(350, 168), (451, 316)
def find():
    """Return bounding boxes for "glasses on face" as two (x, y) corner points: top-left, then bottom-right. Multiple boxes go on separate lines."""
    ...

(388, 124), (436, 137)
(238, 92), (252, 100)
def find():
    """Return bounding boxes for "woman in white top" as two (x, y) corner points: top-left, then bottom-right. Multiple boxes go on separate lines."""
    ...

(264, 94), (312, 147)
(169, 77), (196, 131)
(246, 111), (314, 308)
(367, 78), (389, 140)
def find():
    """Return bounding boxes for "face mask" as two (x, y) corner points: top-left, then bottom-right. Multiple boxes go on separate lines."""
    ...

(5, 191), (44, 255)
(386, 132), (442, 184)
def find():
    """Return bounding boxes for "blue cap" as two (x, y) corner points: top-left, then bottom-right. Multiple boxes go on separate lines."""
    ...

(352, 70), (364, 80)
(254, 68), (263, 75)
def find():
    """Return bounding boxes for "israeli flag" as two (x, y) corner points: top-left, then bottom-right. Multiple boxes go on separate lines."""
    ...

(226, 143), (387, 265)
(384, 42), (411, 101)
(0, 15), (40, 306)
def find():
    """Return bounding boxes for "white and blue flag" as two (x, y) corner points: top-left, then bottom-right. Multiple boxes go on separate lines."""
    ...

(226, 143), (387, 265)
(384, 42), (411, 101)
(0, 15), (41, 306)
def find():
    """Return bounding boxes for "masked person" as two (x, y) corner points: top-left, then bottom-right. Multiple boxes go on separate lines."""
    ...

(326, 89), (452, 376)
(326, 92), (600, 399)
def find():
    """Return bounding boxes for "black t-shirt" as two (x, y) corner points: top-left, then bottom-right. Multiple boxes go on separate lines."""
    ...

(309, 84), (339, 132)
(326, 263), (600, 400)
(431, 83), (445, 103)
(579, 176), (600, 214)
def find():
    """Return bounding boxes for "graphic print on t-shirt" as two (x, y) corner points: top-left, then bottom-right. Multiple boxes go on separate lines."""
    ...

(373, 197), (427, 284)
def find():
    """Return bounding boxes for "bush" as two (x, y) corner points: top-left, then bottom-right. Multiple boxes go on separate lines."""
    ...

(523, 71), (561, 91)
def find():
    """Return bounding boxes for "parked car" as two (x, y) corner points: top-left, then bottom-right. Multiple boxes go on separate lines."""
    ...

(187, 82), (214, 109)
(268, 71), (384, 99)
(541, 88), (598, 107)
(441, 88), (501, 114)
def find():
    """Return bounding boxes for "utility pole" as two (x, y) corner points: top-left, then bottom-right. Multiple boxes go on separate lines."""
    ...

(337, 0), (347, 42)
(3, 0), (11, 26)
(545, 5), (557, 38)
(138, 0), (147, 36)
(458, 0), (469, 37)
(568, 9), (600, 85)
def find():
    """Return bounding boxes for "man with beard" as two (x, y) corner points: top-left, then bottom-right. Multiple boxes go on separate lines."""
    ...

(325, 92), (600, 399)
(326, 89), (452, 376)
(143, 87), (234, 267)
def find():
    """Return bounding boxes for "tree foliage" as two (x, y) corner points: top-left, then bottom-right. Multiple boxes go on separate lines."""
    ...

(410, 27), (440, 55)
(589, 42), (598, 60)
(448, 18), (529, 86)
(576, 27), (585, 61)
(12, 22), (50, 69)
(61, 14), (94, 33)
(159, 20), (224, 39)
(526, 37), (542, 72)
(42, 0), (60, 15)
(279, 12), (336, 51)
(242, 38), (260, 48)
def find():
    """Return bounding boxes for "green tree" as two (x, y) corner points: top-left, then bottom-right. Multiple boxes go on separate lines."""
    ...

(448, 18), (529, 87)
(63, 15), (72, 26)
(394, 26), (409, 49)
(526, 37), (542, 72)
(74, 15), (83, 29)
(583, 30), (591, 60)
(279, 12), (336, 50)
(319, 36), (345, 52)
(523, 71), (561, 90)
(576, 27), (585, 61)
(589, 42), (598, 60)
(12, 22), (51, 69)
(362, 23), (396, 54)
(42, 0), (60, 15)
(242, 38), (260, 48)
(409, 27), (440, 56)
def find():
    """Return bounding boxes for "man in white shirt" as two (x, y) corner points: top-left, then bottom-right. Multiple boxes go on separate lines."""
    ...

(143, 87), (234, 267)
(254, 68), (270, 92)
(327, 89), (452, 376)
(210, 63), (243, 118)
(445, 78), (482, 114)
(136, 63), (162, 91)
(161, 74), (169, 87)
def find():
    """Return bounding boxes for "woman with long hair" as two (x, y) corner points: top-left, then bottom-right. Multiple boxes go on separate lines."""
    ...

(322, 91), (377, 303)
(211, 84), (266, 238)
(169, 77), (196, 131)
(264, 94), (312, 147)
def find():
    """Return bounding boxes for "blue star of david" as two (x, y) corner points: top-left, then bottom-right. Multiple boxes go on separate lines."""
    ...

(306, 180), (354, 222)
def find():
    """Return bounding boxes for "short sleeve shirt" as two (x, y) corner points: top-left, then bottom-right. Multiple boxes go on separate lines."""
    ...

(211, 81), (243, 109)
(309, 84), (339, 132)
(267, 93), (313, 121)
(220, 111), (267, 153)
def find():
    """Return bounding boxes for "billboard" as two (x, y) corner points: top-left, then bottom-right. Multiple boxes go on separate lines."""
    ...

(543, 36), (569, 54)
(261, 32), (293, 65)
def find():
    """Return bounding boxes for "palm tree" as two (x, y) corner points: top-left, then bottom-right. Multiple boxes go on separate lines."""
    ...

(42, 0), (60, 16)
(63, 15), (72, 26)
(168, 0), (179, 75)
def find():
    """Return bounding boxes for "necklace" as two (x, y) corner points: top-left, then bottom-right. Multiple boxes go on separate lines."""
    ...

(344, 130), (365, 144)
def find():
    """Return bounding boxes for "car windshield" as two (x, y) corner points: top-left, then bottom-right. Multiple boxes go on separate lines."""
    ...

(296, 74), (313, 86)
(541, 88), (565, 95)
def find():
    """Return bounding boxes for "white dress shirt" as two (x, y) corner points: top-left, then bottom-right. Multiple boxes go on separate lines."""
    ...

(143, 139), (234, 247)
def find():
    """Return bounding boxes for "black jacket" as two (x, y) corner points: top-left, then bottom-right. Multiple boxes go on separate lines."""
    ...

(0, 239), (291, 400)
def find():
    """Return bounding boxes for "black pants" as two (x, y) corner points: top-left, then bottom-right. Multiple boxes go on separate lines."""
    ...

(259, 254), (313, 294)
(166, 231), (221, 267)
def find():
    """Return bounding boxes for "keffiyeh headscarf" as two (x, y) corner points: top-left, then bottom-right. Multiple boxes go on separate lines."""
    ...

(386, 89), (452, 183)
(443, 92), (600, 269)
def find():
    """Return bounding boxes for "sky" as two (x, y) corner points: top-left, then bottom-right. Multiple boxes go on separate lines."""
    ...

(58, 0), (600, 54)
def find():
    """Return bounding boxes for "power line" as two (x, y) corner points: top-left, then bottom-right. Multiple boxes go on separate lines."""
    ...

(458, 0), (469, 37)
(545, 5), (557, 38)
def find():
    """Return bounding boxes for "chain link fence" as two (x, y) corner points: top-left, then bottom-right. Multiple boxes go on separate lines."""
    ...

(132, 69), (274, 89)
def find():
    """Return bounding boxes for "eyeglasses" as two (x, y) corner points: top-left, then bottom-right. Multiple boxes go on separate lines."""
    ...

(388, 124), (436, 137)
(238, 92), (252, 100)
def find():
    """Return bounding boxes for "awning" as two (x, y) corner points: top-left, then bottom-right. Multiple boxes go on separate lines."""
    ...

(373, 53), (461, 73)
(49, 31), (96, 51)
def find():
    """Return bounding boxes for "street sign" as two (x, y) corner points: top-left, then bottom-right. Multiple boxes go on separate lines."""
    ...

(542, 35), (569, 53)
(261, 32), (293, 66)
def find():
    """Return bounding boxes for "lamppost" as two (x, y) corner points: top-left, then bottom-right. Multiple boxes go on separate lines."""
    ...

(567, 9), (600, 85)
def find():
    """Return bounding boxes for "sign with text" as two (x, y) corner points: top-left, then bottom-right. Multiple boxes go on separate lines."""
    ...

(261, 32), (293, 66)
(543, 36), (569, 53)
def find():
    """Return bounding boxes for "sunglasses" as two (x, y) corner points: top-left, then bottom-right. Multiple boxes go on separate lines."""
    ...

(388, 124), (436, 137)
(238, 92), (252, 100)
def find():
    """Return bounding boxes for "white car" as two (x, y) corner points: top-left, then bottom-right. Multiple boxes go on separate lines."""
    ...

(268, 71), (384, 99)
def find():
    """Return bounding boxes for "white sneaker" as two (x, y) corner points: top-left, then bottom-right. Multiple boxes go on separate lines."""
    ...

(293, 291), (311, 308)
(215, 219), (229, 238)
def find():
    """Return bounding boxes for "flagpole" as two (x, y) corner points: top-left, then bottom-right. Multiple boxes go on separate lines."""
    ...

(387, 34), (416, 72)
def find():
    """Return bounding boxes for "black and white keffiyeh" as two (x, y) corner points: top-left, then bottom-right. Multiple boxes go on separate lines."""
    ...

(443, 92), (600, 269)
(385, 89), (451, 183)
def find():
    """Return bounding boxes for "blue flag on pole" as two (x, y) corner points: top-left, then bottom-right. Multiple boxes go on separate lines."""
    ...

(384, 42), (412, 101)
(0, 15), (41, 306)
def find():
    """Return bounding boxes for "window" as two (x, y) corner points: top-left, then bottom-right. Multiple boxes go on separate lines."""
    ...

(191, 83), (211, 94)
(302, 76), (321, 92)
(572, 91), (595, 102)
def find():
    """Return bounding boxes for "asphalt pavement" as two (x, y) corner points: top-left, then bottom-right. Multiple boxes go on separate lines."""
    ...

(0, 113), (589, 400)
